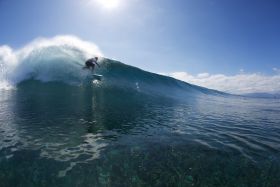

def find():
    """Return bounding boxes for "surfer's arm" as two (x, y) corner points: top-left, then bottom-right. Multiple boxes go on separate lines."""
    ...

(95, 62), (100, 67)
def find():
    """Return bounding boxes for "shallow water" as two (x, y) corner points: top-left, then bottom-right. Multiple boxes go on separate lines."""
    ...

(0, 81), (280, 187)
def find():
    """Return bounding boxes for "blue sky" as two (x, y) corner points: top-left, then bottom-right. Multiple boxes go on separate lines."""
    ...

(0, 0), (280, 84)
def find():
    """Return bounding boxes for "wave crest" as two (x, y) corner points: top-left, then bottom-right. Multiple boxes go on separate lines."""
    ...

(0, 35), (103, 88)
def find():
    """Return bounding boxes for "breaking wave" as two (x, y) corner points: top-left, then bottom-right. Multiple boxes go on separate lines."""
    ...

(0, 35), (223, 98)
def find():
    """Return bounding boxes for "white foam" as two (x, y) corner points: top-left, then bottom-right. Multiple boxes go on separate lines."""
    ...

(0, 35), (103, 89)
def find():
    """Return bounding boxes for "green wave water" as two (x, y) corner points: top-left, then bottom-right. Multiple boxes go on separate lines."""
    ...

(0, 40), (280, 187)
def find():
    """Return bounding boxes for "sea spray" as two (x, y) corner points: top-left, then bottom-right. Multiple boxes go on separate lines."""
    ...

(0, 35), (103, 88)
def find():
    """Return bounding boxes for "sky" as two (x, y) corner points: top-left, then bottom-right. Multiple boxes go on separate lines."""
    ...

(0, 0), (280, 93)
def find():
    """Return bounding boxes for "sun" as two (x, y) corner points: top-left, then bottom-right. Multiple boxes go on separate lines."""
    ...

(96, 0), (121, 10)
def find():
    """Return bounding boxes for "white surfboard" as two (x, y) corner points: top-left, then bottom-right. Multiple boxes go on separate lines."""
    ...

(92, 74), (103, 81)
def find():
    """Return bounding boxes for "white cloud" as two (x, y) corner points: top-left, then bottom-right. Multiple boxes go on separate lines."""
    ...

(164, 71), (280, 94)
(197, 73), (210, 78)
(273, 67), (280, 74)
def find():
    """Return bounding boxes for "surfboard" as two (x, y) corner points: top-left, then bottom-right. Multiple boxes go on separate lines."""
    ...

(92, 74), (103, 81)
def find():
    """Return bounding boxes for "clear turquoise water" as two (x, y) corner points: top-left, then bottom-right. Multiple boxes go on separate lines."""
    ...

(0, 77), (280, 186)
(0, 45), (279, 187)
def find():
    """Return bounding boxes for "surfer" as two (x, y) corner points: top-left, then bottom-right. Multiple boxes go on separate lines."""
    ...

(83, 57), (100, 72)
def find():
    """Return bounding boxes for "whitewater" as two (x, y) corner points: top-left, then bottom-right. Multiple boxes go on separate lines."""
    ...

(0, 36), (280, 187)
(0, 35), (103, 89)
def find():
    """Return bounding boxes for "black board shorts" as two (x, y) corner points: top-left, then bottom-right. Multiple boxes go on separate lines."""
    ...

(86, 61), (95, 68)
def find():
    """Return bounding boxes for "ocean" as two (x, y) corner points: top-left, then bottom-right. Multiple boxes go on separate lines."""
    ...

(0, 41), (280, 187)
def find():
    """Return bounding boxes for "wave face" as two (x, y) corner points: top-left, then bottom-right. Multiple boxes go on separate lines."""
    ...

(1, 36), (280, 187)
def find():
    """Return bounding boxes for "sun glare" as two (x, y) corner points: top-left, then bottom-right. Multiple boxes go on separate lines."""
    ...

(96, 0), (121, 10)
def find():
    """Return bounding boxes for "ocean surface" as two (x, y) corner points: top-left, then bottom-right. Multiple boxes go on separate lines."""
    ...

(0, 42), (280, 187)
